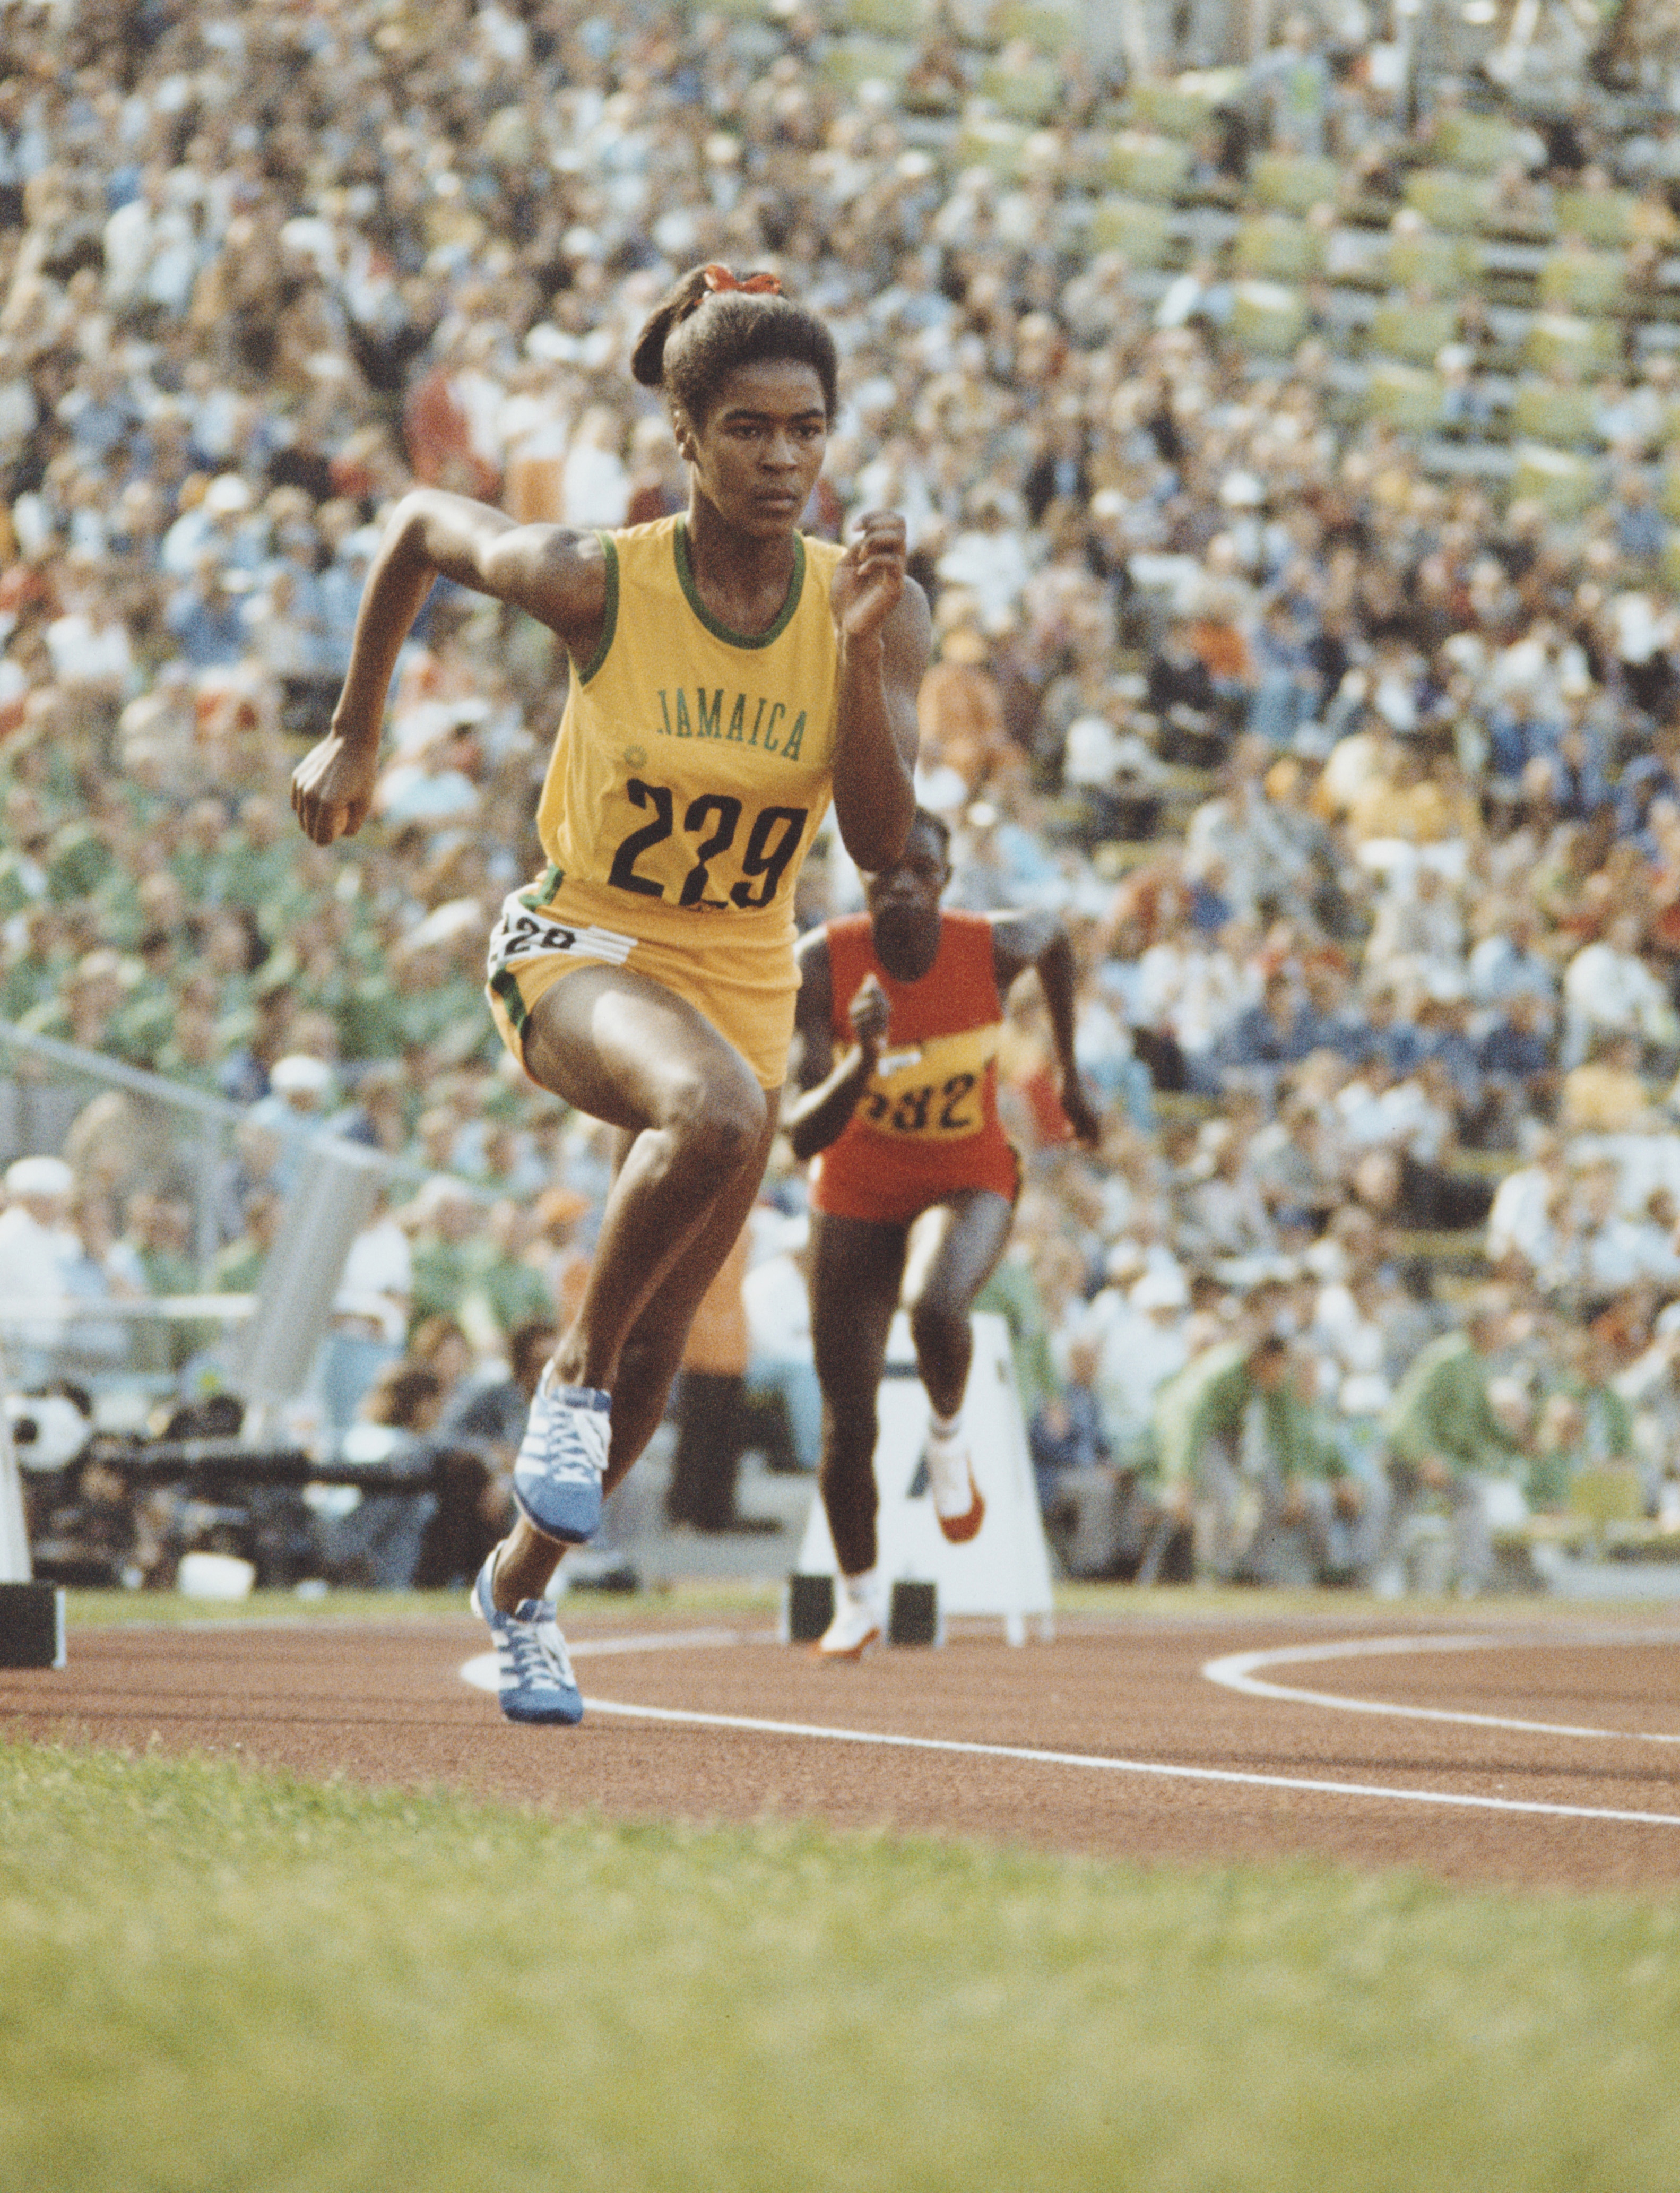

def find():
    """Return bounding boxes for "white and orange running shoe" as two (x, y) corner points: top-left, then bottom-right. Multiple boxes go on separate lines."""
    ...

(814, 1574), (884, 1661)
(925, 1423), (985, 1544)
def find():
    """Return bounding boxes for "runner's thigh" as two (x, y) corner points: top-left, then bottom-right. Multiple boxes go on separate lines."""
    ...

(902, 1189), (1017, 1317)
(810, 1213), (908, 1403)
(523, 964), (766, 1137)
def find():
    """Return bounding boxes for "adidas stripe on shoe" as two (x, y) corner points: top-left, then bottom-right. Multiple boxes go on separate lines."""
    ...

(512, 1371), (610, 1543)
(471, 1549), (584, 1725)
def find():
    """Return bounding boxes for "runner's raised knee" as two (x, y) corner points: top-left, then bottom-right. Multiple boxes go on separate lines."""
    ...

(664, 1066), (767, 1178)
(907, 1291), (968, 1358)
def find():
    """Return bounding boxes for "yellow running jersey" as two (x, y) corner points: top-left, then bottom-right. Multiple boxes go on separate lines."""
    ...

(534, 514), (844, 953)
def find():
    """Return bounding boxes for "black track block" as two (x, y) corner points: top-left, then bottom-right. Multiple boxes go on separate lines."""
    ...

(888, 1578), (939, 1647)
(784, 1572), (835, 1643)
(0, 1582), (65, 1668)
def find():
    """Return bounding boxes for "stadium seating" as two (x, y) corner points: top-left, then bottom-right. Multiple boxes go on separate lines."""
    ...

(951, 115), (1033, 178)
(1566, 1461), (1646, 1540)
(1509, 375), (1599, 446)
(1250, 152), (1339, 217)
(1233, 213), (1325, 282)
(993, 0), (1081, 54)
(1523, 309), (1616, 372)
(1510, 441), (1600, 518)
(1404, 168), (1498, 235)
(1106, 131), (1194, 200)
(1536, 243), (1627, 314)
(1128, 67), (1245, 139)
(1086, 196), (1176, 268)
(843, 0), (932, 32)
(1555, 183), (1640, 247)
(819, 36), (915, 94)
(1369, 298), (1460, 366)
(1364, 362), (1449, 432)
(1386, 227), (1478, 293)
(1228, 278), (1307, 355)
(977, 54), (1064, 124)
(1431, 108), (1543, 175)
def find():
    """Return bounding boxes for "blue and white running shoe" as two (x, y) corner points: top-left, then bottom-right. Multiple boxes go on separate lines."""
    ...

(512, 1371), (611, 1543)
(471, 1549), (584, 1726)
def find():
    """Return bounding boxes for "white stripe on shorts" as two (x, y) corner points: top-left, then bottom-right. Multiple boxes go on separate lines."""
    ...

(487, 894), (639, 975)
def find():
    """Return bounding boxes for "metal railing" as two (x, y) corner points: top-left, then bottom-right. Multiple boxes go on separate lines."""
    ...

(0, 1024), (435, 1414)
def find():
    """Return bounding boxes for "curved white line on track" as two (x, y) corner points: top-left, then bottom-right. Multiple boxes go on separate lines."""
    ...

(1202, 1629), (1680, 1745)
(461, 1627), (744, 1693)
(459, 1627), (1680, 1830)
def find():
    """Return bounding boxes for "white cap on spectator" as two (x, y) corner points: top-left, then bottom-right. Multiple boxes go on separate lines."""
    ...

(6, 1154), (72, 1199)
(1340, 1372), (1392, 1417)
(1131, 1267), (1189, 1310)
(269, 1054), (333, 1098)
(204, 472), (253, 515)
(409, 1175), (478, 1223)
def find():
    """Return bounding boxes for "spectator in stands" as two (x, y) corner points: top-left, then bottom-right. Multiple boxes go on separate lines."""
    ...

(0, 1155), (75, 1382)
(402, 1178), (488, 1337)
(1027, 1334), (1111, 1517)
(248, 1051), (335, 1193)
(421, 1313), (559, 1585)
(1380, 1290), (1530, 1596)
(1562, 912), (1674, 1068)
(1080, 1261), (1192, 1471)
(208, 1188), (283, 1296)
(1209, 966), (1320, 1097)
(317, 1358), (444, 1591)
(1560, 1029), (1652, 1133)
(1154, 1327), (1376, 1586)
(1476, 989), (1556, 1141)
(316, 1185), (414, 1433)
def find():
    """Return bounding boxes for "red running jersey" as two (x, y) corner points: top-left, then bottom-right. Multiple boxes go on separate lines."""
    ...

(809, 910), (1021, 1223)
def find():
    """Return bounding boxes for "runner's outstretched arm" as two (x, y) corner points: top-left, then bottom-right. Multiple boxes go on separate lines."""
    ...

(784, 935), (889, 1162)
(991, 909), (1104, 1149)
(826, 512), (928, 871)
(290, 489), (604, 847)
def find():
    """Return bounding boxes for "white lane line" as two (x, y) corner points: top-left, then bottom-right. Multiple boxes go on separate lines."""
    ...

(461, 1625), (1680, 1829)
(570, 1629), (747, 1659)
(460, 1628), (745, 1692)
(578, 1695), (1680, 1828)
(1202, 1629), (1680, 1745)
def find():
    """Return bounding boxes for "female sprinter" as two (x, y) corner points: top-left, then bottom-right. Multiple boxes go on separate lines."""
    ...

(292, 264), (928, 1721)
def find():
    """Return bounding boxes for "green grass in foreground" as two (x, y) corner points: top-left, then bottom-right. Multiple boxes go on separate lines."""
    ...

(4, 1744), (1680, 2192)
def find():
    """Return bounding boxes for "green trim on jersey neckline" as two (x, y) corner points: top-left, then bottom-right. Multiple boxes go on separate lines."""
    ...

(673, 517), (805, 650)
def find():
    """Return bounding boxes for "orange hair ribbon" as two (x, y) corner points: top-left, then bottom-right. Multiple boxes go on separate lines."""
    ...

(702, 264), (783, 296)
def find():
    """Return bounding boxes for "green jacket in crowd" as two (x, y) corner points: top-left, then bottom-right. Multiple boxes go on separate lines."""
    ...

(1384, 1331), (1528, 1480)
(1153, 1338), (1341, 1491)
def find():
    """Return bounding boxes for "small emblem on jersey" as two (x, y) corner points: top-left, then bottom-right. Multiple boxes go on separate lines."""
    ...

(487, 895), (638, 975)
(877, 1047), (923, 1077)
(623, 745), (647, 769)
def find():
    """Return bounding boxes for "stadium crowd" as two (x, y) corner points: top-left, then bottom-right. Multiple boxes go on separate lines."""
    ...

(3, 0), (1680, 1594)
